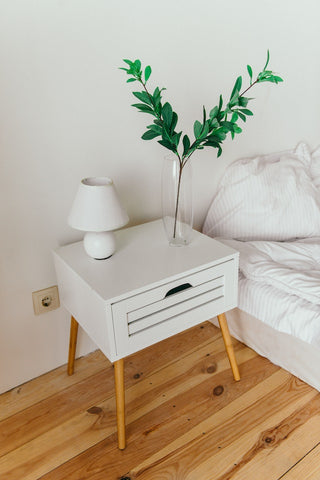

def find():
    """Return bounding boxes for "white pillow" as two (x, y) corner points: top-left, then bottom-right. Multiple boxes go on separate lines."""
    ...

(202, 143), (320, 241)
(311, 146), (320, 189)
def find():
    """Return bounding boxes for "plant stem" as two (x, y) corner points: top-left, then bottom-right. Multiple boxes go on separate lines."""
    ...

(140, 80), (160, 118)
(139, 77), (184, 240)
(240, 79), (259, 97)
(173, 162), (183, 239)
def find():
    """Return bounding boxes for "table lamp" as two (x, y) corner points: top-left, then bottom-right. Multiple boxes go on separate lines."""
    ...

(68, 177), (129, 259)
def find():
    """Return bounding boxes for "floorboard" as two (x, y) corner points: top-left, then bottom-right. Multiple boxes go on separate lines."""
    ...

(0, 321), (319, 480)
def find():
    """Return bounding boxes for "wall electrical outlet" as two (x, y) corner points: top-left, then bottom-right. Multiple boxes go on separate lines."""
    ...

(32, 285), (60, 315)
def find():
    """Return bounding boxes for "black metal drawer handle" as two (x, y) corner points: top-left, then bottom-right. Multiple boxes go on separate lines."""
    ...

(165, 283), (193, 298)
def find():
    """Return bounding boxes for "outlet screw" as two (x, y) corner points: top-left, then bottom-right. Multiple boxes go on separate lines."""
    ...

(42, 296), (52, 307)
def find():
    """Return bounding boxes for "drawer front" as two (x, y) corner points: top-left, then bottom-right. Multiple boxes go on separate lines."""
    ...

(112, 259), (237, 357)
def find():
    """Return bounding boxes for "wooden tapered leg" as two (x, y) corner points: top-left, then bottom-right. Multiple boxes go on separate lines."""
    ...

(217, 313), (240, 381)
(67, 316), (79, 376)
(114, 358), (126, 450)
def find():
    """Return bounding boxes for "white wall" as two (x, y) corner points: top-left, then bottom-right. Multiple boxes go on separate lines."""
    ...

(1, 0), (319, 393)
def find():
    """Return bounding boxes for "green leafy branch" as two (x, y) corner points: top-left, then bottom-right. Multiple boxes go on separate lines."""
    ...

(120, 51), (283, 169)
(120, 53), (282, 239)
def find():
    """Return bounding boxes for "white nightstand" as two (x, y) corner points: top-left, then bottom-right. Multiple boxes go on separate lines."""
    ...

(53, 219), (240, 449)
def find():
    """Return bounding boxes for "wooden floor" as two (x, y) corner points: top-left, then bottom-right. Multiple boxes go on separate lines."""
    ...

(1, 322), (320, 480)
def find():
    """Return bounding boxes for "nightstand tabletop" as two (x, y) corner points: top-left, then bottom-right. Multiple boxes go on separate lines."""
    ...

(54, 219), (238, 303)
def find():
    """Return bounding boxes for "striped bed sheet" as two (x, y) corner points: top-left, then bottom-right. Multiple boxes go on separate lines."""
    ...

(211, 238), (320, 390)
(220, 237), (320, 347)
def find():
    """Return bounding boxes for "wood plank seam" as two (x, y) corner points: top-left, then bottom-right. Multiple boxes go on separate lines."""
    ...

(276, 440), (320, 480)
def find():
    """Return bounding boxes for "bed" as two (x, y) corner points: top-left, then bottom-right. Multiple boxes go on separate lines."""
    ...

(202, 142), (320, 391)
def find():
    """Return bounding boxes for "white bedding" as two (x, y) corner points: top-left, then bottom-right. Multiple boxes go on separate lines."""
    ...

(219, 237), (320, 347)
(223, 237), (320, 304)
(202, 143), (320, 388)
(202, 143), (320, 241)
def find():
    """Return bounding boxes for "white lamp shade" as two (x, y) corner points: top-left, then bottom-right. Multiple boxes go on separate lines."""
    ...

(68, 177), (129, 232)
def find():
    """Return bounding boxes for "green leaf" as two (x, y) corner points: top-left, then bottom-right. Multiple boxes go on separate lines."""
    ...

(257, 71), (268, 81)
(162, 125), (173, 144)
(123, 59), (133, 66)
(158, 139), (176, 152)
(231, 112), (239, 123)
(208, 129), (226, 142)
(144, 65), (152, 82)
(126, 78), (137, 83)
(204, 140), (220, 148)
(172, 131), (182, 147)
(155, 104), (161, 117)
(170, 111), (178, 133)
(263, 49), (270, 71)
(182, 135), (190, 157)
(141, 130), (161, 140)
(221, 121), (235, 132)
(209, 117), (219, 129)
(230, 76), (242, 101)
(193, 120), (202, 138)
(209, 106), (219, 119)
(260, 74), (283, 84)
(131, 103), (156, 115)
(258, 75), (282, 84)
(152, 88), (163, 115)
(145, 125), (162, 137)
(216, 131), (226, 141)
(133, 59), (141, 71)
(153, 87), (161, 105)
(233, 125), (242, 134)
(219, 94), (223, 111)
(247, 64), (253, 84)
(132, 91), (153, 106)
(202, 106), (207, 125)
(199, 121), (209, 139)
(229, 93), (239, 108)
(238, 97), (250, 107)
(162, 102), (173, 128)
(237, 111), (246, 122)
(239, 108), (253, 116)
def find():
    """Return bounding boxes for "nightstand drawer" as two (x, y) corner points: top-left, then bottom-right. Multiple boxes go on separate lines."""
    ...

(112, 259), (236, 356)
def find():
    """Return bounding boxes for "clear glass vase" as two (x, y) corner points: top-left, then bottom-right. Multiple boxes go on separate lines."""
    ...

(162, 155), (193, 246)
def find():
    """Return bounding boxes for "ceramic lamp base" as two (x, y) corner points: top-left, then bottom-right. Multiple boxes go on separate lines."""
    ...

(83, 231), (116, 259)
